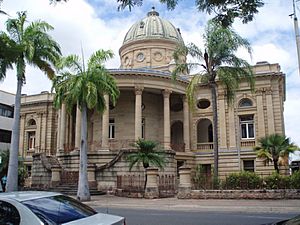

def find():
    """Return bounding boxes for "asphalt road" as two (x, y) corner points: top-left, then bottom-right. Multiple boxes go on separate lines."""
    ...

(95, 207), (298, 225)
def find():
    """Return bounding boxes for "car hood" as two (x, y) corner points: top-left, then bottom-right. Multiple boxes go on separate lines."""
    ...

(63, 213), (124, 225)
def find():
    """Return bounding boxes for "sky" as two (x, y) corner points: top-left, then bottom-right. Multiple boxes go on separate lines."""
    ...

(0, 0), (299, 159)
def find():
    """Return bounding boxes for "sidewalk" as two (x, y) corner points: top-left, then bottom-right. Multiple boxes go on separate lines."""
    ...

(86, 195), (300, 214)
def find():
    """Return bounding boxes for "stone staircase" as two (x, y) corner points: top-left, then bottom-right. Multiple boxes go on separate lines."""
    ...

(47, 184), (106, 196)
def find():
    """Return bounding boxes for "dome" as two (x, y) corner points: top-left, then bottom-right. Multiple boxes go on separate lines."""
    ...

(123, 7), (184, 45)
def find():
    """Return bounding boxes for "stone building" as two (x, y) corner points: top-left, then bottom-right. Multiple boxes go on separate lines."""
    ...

(19, 9), (286, 190)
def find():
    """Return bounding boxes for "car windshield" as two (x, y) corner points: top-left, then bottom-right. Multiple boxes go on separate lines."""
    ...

(22, 194), (97, 225)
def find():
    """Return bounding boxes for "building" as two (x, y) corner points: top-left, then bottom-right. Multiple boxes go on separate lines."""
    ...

(0, 90), (15, 151)
(19, 9), (286, 189)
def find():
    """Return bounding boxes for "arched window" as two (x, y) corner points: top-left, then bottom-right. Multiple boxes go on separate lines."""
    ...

(197, 99), (210, 109)
(239, 98), (253, 107)
(28, 119), (36, 126)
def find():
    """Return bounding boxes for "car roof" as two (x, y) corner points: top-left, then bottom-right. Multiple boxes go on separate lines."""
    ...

(0, 191), (61, 202)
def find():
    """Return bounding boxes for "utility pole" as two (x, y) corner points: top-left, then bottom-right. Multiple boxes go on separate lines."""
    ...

(291, 0), (300, 76)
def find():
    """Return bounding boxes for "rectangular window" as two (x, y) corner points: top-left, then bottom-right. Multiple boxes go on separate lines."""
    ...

(109, 118), (115, 139)
(240, 115), (255, 139)
(141, 118), (145, 139)
(0, 129), (12, 143)
(243, 160), (255, 172)
(28, 131), (36, 150)
(0, 104), (13, 118)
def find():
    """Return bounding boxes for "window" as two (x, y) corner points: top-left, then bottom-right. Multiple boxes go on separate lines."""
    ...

(23, 195), (96, 224)
(240, 115), (254, 139)
(0, 103), (13, 118)
(28, 131), (36, 150)
(0, 200), (21, 225)
(239, 98), (253, 107)
(243, 160), (255, 172)
(197, 99), (210, 109)
(141, 118), (145, 139)
(28, 119), (36, 126)
(0, 129), (11, 143)
(109, 118), (115, 139)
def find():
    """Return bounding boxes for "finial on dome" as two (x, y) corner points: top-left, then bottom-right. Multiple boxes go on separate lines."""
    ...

(147, 6), (159, 17)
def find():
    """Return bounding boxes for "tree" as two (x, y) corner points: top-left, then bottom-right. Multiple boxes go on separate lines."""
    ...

(116, 0), (264, 27)
(52, 49), (119, 201)
(172, 20), (254, 179)
(1, 11), (61, 192)
(254, 134), (299, 173)
(126, 139), (166, 190)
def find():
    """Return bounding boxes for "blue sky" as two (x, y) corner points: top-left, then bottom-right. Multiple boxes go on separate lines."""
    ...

(0, 0), (299, 159)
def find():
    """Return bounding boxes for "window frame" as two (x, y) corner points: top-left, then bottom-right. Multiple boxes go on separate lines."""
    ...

(243, 159), (255, 172)
(240, 115), (255, 139)
(108, 118), (115, 139)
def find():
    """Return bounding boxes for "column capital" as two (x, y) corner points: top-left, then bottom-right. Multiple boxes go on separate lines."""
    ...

(135, 86), (144, 95)
(255, 88), (263, 96)
(162, 89), (172, 98)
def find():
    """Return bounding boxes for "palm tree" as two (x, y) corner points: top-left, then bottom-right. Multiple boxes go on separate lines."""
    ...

(254, 134), (299, 173)
(126, 139), (166, 190)
(173, 20), (254, 179)
(1, 11), (61, 192)
(52, 49), (119, 201)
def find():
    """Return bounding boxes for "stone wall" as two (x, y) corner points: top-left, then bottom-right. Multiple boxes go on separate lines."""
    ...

(31, 153), (52, 188)
(177, 189), (300, 199)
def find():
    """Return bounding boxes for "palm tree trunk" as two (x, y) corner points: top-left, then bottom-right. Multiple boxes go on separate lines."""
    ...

(211, 82), (219, 180)
(6, 76), (22, 192)
(273, 159), (280, 173)
(77, 103), (90, 201)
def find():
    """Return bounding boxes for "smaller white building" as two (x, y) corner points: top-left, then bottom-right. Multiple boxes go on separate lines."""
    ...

(0, 90), (15, 150)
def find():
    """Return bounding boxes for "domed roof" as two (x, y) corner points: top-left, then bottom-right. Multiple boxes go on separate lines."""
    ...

(123, 7), (184, 45)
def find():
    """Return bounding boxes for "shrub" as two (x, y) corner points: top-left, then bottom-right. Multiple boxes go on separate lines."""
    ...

(290, 171), (300, 189)
(223, 171), (262, 189)
(264, 172), (290, 189)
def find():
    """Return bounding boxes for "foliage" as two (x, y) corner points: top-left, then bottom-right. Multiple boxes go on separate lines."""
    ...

(222, 171), (262, 190)
(52, 49), (119, 201)
(127, 139), (166, 171)
(2, 11), (61, 192)
(172, 20), (254, 179)
(254, 134), (299, 173)
(115, 0), (264, 27)
(263, 172), (290, 189)
(290, 171), (300, 189)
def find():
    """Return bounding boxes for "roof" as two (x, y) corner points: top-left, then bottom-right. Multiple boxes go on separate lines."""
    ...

(0, 191), (60, 202)
(122, 7), (184, 45)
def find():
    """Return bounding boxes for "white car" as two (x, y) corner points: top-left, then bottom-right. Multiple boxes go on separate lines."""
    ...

(0, 191), (125, 225)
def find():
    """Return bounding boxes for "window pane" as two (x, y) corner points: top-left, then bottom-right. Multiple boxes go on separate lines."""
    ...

(244, 160), (254, 172)
(241, 124), (247, 138)
(248, 124), (254, 138)
(23, 195), (96, 224)
(0, 200), (21, 225)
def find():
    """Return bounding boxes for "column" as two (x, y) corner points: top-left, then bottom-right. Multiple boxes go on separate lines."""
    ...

(59, 103), (66, 151)
(135, 87), (143, 140)
(75, 104), (81, 150)
(163, 89), (171, 150)
(228, 106), (237, 150)
(56, 109), (61, 153)
(41, 112), (47, 153)
(266, 88), (275, 134)
(256, 89), (266, 139)
(182, 95), (190, 151)
(36, 112), (42, 153)
(218, 92), (227, 150)
(19, 115), (26, 157)
(144, 167), (159, 199)
(101, 94), (109, 149)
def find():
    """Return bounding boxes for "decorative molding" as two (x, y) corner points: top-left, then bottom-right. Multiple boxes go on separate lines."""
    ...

(134, 86), (144, 95)
(162, 89), (172, 98)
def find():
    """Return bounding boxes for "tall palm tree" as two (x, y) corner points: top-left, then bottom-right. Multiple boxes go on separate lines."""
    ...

(1, 11), (61, 192)
(173, 20), (254, 179)
(254, 134), (299, 173)
(52, 49), (119, 201)
(126, 139), (166, 190)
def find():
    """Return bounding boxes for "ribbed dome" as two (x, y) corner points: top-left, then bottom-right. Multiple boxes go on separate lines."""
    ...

(123, 7), (184, 45)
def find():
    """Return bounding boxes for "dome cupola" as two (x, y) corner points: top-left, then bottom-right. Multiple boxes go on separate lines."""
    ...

(119, 7), (185, 72)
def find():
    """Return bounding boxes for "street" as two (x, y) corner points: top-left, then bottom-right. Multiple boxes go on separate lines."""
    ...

(95, 207), (298, 225)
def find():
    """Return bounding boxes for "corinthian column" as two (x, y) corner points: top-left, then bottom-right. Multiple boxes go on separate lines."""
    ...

(101, 94), (109, 149)
(163, 89), (171, 150)
(75, 104), (81, 150)
(135, 87), (143, 140)
(182, 95), (190, 151)
(59, 103), (66, 151)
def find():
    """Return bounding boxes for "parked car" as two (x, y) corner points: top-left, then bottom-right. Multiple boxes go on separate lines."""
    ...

(0, 191), (125, 225)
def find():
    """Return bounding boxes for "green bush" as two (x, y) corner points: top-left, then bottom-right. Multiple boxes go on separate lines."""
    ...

(290, 171), (300, 189)
(223, 171), (262, 189)
(264, 172), (290, 189)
